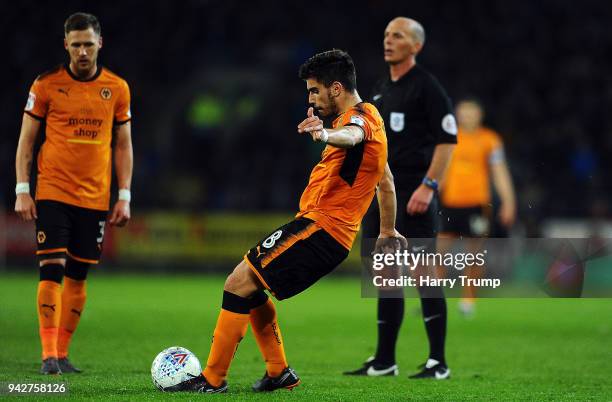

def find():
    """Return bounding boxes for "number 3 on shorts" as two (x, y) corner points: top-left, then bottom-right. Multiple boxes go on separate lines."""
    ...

(97, 221), (106, 244)
(262, 230), (282, 249)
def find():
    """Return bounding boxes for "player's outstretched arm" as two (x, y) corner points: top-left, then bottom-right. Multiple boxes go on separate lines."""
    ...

(109, 122), (133, 227)
(14, 114), (41, 221)
(297, 107), (364, 148)
(376, 163), (407, 250)
(323, 125), (364, 148)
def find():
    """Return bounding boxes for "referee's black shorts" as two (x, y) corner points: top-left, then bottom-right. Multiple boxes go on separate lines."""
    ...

(244, 218), (349, 300)
(361, 186), (439, 256)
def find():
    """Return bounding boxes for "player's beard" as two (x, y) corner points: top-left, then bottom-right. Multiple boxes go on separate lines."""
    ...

(327, 93), (339, 116)
(313, 93), (338, 117)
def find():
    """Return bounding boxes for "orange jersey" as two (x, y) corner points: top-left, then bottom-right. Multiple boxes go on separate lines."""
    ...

(24, 64), (131, 211)
(296, 103), (387, 250)
(441, 127), (503, 207)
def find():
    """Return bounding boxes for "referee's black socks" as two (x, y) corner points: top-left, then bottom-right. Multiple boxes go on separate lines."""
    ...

(419, 290), (447, 365)
(374, 291), (404, 365)
(375, 289), (447, 366)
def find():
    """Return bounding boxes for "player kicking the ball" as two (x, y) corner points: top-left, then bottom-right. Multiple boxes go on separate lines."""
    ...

(170, 49), (405, 393)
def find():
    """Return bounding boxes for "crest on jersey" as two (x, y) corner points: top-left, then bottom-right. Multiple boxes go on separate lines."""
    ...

(390, 112), (404, 132)
(100, 87), (112, 100)
(37, 231), (46, 244)
(25, 92), (36, 111)
(441, 114), (458, 135)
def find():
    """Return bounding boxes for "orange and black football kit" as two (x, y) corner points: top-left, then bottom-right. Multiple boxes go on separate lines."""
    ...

(25, 64), (131, 263)
(245, 103), (387, 300)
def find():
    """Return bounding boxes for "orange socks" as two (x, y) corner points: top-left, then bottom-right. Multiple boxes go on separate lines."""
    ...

(250, 298), (287, 377)
(37, 281), (62, 359)
(203, 291), (290, 387)
(203, 291), (252, 387)
(58, 278), (87, 358)
(37, 277), (87, 360)
(203, 308), (250, 387)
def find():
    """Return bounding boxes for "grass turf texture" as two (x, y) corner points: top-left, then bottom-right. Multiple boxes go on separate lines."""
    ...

(1, 272), (611, 401)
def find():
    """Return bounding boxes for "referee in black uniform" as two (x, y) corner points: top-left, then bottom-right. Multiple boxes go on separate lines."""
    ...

(345, 17), (456, 379)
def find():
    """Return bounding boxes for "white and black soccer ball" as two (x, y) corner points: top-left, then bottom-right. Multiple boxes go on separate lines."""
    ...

(151, 346), (202, 391)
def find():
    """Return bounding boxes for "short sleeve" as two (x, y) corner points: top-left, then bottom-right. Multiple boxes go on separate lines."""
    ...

(342, 110), (374, 141)
(424, 77), (457, 144)
(24, 79), (49, 120)
(488, 132), (505, 165)
(114, 80), (131, 125)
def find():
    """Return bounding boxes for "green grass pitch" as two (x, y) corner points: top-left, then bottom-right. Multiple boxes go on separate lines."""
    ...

(1, 272), (611, 401)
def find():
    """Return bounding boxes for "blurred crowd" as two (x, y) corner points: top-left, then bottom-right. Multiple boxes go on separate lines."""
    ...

(2, 0), (610, 228)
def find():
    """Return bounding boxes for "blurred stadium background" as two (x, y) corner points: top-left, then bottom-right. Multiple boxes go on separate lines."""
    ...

(2, 1), (611, 270)
(1, 1), (612, 399)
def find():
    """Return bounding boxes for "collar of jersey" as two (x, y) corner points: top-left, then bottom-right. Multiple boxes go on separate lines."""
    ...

(388, 63), (420, 85)
(332, 101), (366, 123)
(64, 63), (103, 82)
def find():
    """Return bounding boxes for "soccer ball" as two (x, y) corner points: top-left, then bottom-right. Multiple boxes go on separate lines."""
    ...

(151, 346), (202, 391)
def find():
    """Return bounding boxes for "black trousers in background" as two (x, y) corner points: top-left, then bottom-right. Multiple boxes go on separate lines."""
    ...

(360, 185), (447, 365)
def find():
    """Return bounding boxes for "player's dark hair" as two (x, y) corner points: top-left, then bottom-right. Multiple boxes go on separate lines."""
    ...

(64, 12), (101, 36)
(458, 96), (484, 110)
(298, 49), (357, 92)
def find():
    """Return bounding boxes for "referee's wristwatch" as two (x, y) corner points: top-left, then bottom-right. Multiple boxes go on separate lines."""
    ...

(422, 177), (438, 191)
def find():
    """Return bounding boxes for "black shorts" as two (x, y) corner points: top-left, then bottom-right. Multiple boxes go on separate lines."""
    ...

(361, 187), (439, 256)
(35, 200), (108, 264)
(439, 205), (492, 237)
(244, 218), (349, 300)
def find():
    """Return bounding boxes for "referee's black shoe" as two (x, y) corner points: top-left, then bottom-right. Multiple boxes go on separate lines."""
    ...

(408, 359), (450, 380)
(252, 367), (300, 392)
(343, 356), (399, 376)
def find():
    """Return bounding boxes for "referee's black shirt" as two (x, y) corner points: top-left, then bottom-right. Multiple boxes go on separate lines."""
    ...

(371, 64), (457, 190)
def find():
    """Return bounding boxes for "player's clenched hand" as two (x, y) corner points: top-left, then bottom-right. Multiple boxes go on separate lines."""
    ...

(15, 193), (37, 221)
(407, 184), (433, 215)
(372, 230), (407, 291)
(374, 229), (408, 255)
(297, 107), (324, 141)
(109, 200), (130, 227)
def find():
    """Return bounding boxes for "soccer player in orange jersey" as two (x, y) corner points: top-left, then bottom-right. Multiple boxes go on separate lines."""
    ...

(170, 50), (405, 393)
(14, 12), (133, 374)
(439, 98), (516, 315)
